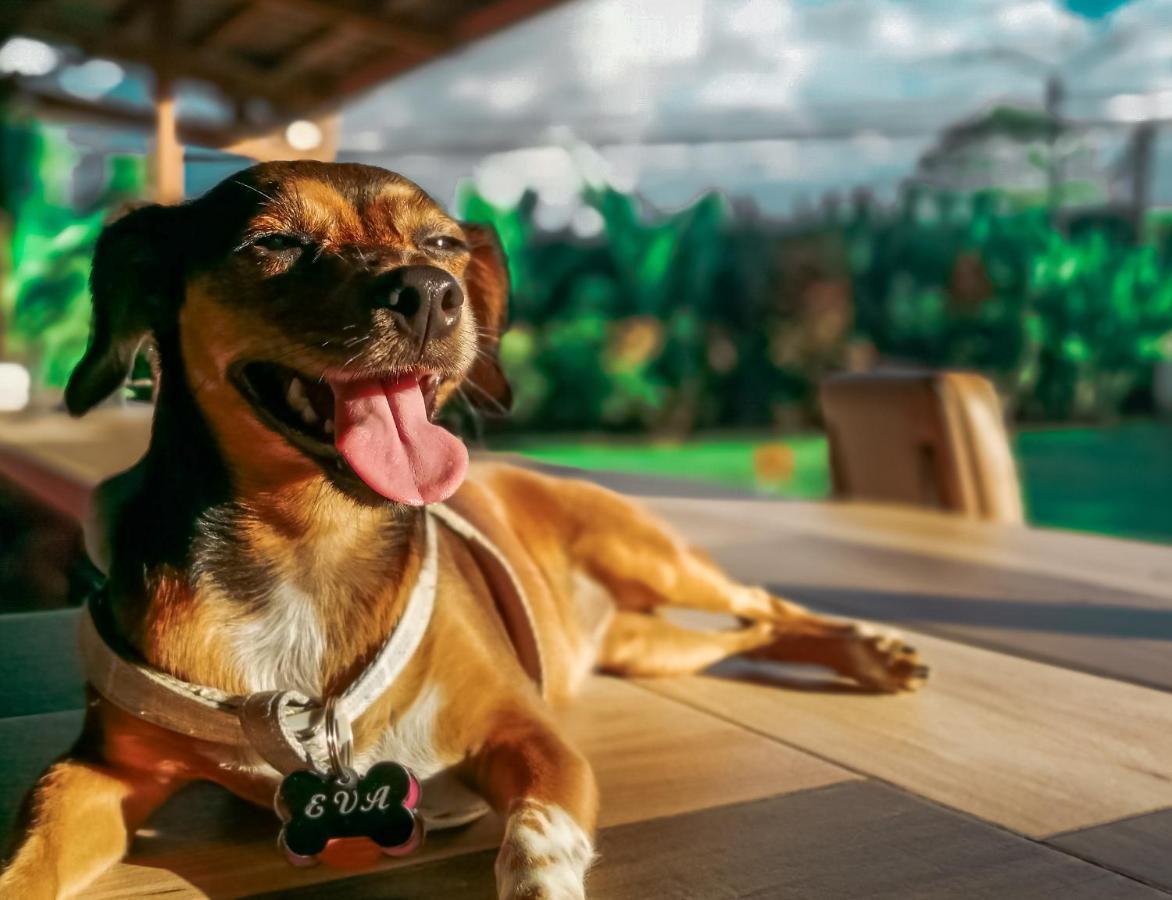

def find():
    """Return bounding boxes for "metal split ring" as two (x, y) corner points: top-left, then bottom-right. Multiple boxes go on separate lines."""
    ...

(323, 696), (355, 785)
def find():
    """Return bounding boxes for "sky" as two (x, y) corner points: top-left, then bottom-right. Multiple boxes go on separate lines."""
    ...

(4, 0), (1168, 214)
(337, 0), (1172, 218)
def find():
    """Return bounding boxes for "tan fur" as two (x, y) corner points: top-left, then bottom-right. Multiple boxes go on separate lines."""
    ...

(1, 165), (924, 900)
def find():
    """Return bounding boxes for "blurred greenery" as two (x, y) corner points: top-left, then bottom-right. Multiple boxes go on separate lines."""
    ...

(506, 422), (1172, 545)
(460, 182), (1172, 431)
(3, 118), (1171, 430)
(1, 114), (144, 389)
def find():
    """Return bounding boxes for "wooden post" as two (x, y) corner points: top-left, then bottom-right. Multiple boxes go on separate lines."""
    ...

(152, 0), (183, 203)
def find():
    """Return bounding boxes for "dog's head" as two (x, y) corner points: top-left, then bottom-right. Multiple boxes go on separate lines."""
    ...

(67, 161), (511, 506)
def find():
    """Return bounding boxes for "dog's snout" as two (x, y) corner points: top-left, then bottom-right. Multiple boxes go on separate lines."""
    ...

(372, 266), (464, 344)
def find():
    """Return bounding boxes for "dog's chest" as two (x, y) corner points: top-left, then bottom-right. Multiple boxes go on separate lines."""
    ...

(224, 576), (326, 695)
(212, 577), (451, 784)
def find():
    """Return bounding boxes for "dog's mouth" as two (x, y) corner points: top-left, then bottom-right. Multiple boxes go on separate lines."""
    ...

(231, 360), (466, 506)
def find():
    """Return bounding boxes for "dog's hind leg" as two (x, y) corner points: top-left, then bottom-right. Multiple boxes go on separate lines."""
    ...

(595, 610), (925, 691)
(597, 611), (776, 677)
(556, 482), (926, 691)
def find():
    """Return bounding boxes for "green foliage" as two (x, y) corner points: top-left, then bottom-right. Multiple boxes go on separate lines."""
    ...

(4, 124), (1168, 429)
(1, 115), (145, 388)
(459, 179), (1172, 431)
(458, 181), (749, 432)
(852, 196), (1172, 420)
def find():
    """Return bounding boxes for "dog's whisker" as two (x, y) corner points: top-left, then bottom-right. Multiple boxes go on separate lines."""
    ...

(461, 377), (510, 415)
(232, 180), (278, 204)
(455, 385), (486, 443)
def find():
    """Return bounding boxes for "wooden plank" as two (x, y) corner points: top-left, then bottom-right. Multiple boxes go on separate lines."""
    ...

(1051, 807), (1172, 892)
(0, 610), (84, 718)
(75, 677), (851, 897)
(641, 629), (1172, 838)
(643, 495), (1172, 604)
(705, 533), (1172, 691)
(0, 406), (151, 496)
(251, 784), (1164, 899)
(3, 414), (1167, 610)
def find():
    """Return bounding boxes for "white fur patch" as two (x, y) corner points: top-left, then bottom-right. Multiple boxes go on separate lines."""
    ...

(227, 577), (325, 694)
(495, 801), (594, 900)
(354, 682), (449, 780)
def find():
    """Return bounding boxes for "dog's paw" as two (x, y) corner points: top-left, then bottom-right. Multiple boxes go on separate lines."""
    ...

(840, 624), (928, 693)
(495, 800), (593, 900)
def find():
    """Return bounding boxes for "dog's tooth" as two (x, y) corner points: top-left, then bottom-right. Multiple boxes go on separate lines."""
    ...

(300, 403), (320, 425)
(286, 378), (306, 408)
(324, 418), (334, 434)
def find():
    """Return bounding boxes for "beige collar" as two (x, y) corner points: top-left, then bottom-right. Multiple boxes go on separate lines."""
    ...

(79, 503), (544, 776)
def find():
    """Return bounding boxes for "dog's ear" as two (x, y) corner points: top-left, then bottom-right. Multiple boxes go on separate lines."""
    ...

(66, 203), (184, 417)
(461, 222), (513, 414)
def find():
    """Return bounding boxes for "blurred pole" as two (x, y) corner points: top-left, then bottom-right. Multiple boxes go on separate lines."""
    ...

(1129, 123), (1155, 241)
(1044, 74), (1064, 225)
(151, 0), (183, 204)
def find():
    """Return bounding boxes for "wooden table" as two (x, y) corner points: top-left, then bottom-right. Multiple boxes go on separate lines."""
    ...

(1, 409), (1170, 898)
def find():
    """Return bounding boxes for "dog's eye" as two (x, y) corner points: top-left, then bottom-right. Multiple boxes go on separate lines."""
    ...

(422, 235), (466, 253)
(253, 233), (305, 253)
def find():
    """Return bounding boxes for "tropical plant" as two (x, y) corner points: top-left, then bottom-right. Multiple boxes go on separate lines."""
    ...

(1, 114), (145, 390)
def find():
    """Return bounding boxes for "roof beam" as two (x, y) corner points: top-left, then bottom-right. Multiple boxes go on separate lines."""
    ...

(455, 0), (571, 40)
(266, 24), (355, 84)
(24, 89), (237, 148)
(109, 0), (153, 28)
(257, 0), (449, 56)
(16, 15), (310, 116)
(191, 3), (259, 50)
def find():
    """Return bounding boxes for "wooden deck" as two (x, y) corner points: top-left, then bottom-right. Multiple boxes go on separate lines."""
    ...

(1, 408), (1170, 898)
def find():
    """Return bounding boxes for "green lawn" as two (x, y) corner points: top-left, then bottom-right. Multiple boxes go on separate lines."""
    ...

(501, 422), (1172, 546)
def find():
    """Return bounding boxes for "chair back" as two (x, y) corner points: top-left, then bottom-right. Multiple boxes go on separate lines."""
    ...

(820, 370), (1024, 523)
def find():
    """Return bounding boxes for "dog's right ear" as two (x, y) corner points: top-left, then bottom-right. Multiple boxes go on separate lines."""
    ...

(65, 203), (184, 417)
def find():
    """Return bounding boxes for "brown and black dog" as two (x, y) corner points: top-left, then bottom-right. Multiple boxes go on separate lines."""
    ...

(0, 161), (924, 899)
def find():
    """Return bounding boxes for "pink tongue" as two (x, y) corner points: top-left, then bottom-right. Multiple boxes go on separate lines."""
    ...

(331, 375), (468, 506)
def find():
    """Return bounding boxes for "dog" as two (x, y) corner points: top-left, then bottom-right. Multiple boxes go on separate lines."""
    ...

(0, 161), (925, 899)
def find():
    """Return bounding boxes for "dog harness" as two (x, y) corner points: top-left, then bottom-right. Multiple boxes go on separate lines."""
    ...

(78, 503), (544, 778)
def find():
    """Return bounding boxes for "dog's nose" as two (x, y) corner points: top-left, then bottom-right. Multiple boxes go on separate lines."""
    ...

(371, 266), (464, 344)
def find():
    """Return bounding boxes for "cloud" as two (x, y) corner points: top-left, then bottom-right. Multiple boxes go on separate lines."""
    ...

(340, 0), (1168, 213)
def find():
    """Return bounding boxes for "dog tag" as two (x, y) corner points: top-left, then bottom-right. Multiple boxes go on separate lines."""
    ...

(275, 697), (422, 865)
(276, 762), (422, 865)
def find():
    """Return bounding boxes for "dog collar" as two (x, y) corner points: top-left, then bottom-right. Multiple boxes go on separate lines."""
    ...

(78, 503), (544, 775)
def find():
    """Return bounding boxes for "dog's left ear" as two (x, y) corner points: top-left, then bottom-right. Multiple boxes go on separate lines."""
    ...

(66, 203), (184, 417)
(461, 222), (513, 414)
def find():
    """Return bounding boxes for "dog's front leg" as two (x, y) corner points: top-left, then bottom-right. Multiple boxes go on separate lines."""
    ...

(468, 707), (598, 900)
(1, 751), (184, 900)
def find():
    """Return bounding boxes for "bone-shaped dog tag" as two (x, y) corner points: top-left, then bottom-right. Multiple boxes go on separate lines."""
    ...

(276, 762), (422, 866)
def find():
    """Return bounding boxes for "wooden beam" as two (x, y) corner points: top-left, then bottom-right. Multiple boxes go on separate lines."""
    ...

(108, 0), (153, 29)
(190, 2), (258, 49)
(257, 0), (449, 56)
(455, 0), (572, 40)
(266, 24), (351, 83)
(151, 0), (183, 203)
(24, 89), (236, 148)
(15, 15), (309, 116)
